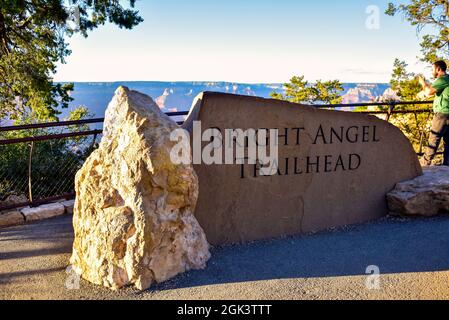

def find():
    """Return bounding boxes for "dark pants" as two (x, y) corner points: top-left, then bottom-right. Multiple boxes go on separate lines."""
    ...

(424, 113), (449, 165)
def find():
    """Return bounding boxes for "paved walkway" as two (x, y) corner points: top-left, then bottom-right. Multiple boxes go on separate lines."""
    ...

(1, 214), (449, 300)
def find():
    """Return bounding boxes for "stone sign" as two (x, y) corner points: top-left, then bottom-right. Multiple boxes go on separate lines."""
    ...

(183, 92), (422, 245)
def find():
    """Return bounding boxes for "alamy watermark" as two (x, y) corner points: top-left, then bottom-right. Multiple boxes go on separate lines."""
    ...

(66, 1), (81, 31)
(170, 121), (280, 176)
(365, 265), (381, 290)
(65, 265), (80, 290)
(365, 5), (380, 30)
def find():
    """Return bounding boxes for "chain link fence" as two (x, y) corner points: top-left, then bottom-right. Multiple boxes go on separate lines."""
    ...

(0, 119), (103, 211)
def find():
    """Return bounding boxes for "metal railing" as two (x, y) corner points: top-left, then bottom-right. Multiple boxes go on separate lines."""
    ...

(0, 111), (184, 212)
(0, 102), (435, 212)
(330, 100), (434, 155)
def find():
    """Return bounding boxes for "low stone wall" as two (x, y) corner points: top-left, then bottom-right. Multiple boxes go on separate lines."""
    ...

(0, 199), (75, 228)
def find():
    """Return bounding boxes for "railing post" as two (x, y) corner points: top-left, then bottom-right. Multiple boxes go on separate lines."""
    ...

(386, 103), (395, 122)
(418, 111), (432, 156)
(90, 133), (98, 151)
(28, 141), (34, 204)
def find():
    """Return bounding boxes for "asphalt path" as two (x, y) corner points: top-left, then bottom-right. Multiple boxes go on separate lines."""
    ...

(1, 214), (449, 300)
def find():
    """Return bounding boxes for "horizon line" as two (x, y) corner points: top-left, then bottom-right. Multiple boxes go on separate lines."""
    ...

(55, 80), (392, 85)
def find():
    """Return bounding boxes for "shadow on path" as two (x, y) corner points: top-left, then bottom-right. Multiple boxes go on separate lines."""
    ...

(151, 215), (449, 291)
(1, 214), (449, 292)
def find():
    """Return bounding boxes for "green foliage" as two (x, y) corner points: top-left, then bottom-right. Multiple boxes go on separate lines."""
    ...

(270, 75), (344, 104)
(0, 0), (143, 121)
(67, 105), (91, 121)
(386, 58), (433, 152)
(390, 58), (422, 101)
(386, 1), (449, 62)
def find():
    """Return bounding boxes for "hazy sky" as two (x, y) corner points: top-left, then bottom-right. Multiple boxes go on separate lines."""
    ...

(54, 0), (430, 83)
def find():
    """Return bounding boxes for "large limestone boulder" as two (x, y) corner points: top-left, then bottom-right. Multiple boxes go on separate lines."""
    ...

(387, 166), (449, 217)
(70, 87), (210, 290)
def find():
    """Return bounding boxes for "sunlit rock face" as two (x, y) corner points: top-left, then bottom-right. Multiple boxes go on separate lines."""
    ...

(70, 86), (210, 290)
(387, 166), (449, 217)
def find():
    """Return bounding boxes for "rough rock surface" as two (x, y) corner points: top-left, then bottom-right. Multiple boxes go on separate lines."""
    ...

(0, 194), (28, 208)
(70, 87), (210, 290)
(387, 166), (449, 216)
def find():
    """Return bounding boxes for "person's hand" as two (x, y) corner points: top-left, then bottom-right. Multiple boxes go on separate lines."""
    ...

(417, 87), (434, 100)
(417, 90), (428, 100)
(418, 74), (427, 87)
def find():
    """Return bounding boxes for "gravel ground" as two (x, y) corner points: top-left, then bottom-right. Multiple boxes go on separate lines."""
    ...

(1, 214), (449, 300)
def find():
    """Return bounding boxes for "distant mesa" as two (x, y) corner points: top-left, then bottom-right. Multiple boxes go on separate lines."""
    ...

(374, 87), (400, 102)
(61, 81), (393, 119)
(155, 88), (170, 109)
(340, 83), (394, 110)
(341, 83), (387, 104)
(244, 86), (256, 96)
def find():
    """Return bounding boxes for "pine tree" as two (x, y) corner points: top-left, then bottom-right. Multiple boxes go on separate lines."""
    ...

(0, 0), (143, 121)
(270, 76), (343, 105)
(386, 1), (449, 62)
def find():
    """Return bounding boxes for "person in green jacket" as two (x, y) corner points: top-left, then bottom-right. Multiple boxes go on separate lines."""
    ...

(418, 60), (449, 166)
